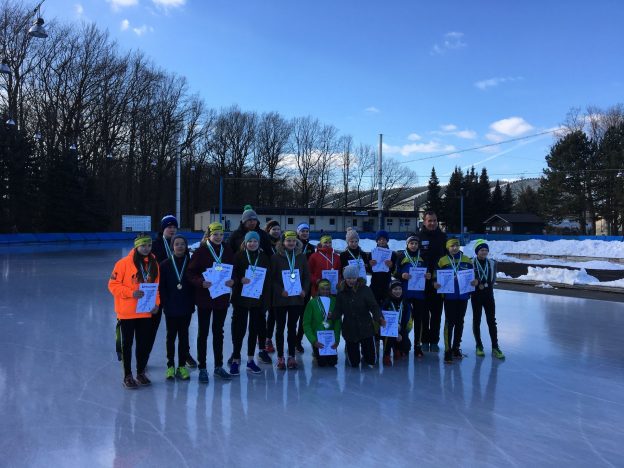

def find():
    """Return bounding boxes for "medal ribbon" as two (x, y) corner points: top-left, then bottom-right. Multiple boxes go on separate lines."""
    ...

(316, 297), (329, 322)
(405, 249), (420, 268)
(163, 237), (174, 260)
(474, 258), (489, 283)
(172, 255), (187, 285)
(285, 249), (296, 277)
(318, 249), (335, 269)
(246, 249), (259, 275)
(139, 261), (150, 282)
(447, 255), (461, 277)
(207, 242), (223, 267)
(390, 300), (403, 324)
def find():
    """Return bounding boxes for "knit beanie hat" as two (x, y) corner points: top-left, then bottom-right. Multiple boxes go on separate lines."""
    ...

(345, 227), (359, 242)
(406, 233), (420, 244)
(242, 209), (258, 223)
(474, 239), (489, 255)
(208, 222), (224, 234)
(343, 264), (360, 279)
(243, 204), (253, 211)
(265, 220), (280, 232)
(161, 215), (178, 231)
(244, 231), (260, 243)
(296, 222), (310, 233)
(446, 238), (460, 249)
(376, 230), (389, 241)
(389, 279), (402, 291)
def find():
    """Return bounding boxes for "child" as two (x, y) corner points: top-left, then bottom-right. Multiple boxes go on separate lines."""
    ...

(270, 230), (311, 370)
(433, 238), (478, 364)
(369, 230), (397, 304)
(308, 234), (342, 297)
(303, 279), (341, 367)
(230, 231), (272, 375)
(108, 233), (160, 389)
(339, 228), (371, 282)
(295, 222), (315, 354)
(159, 235), (194, 381)
(334, 265), (386, 368)
(471, 240), (505, 360)
(380, 280), (412, 366)
(186, 222), (234, 383)
(263, 220), (282, 354)
(395, 234), (429, 358)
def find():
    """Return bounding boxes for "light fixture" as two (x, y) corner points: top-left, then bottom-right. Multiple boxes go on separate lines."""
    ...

(107, 152), (113, 159)
(34, 131), (42, 140)
(191, 165), (196, 172)
(151, 160), (157, 167)
(5, 118), (15, 126)
(69, 143), (77, 151)
(0, 60), (10, 75)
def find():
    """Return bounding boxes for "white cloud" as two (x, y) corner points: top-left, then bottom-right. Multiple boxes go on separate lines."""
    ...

(485, 133), (506, 143)
(490, 116), (534, 137)
(132, 24), (154, 36)
(475, 76), (523, 90)
(441, 124), (457, 132)
(407, 133), (421, 141)
(120, 19), (130, 30)
(74, 3), (84, 16)
(431, 31), (467, 55)
(108, 0), (138, 11)
(455, 129), (477, 139)
(152, 0), (186, 7)
(383, 141), (456, 157)
(364, 106), (380, 114)
(433, 124), (477, 139)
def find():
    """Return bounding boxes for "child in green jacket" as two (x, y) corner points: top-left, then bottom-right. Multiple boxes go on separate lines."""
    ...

(303, 279), (340, 367)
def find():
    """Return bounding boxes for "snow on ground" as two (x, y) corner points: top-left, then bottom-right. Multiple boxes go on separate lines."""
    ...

(464, 238), (624, 259)
(516, 267), (600, 285)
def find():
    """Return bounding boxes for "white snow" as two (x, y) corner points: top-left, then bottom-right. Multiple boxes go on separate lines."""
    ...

(536, 283), (555, 289)
(464, 238), (624, 259)
(516, 267), (599, 285)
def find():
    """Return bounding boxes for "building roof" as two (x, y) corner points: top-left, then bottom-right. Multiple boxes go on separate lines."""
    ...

(483, 213), (545, 224)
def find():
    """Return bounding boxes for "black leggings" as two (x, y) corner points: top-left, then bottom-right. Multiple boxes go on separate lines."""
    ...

(471, 292), (498, 349)
(232, 306), (264, 360)
(146, 306), (162, 357)
(274, 306), (303, 358)
(265, 308), (276, 340)
(197, 307), (227, 369)
(119, 318), (151, 376)
(407, 298), (427, 347)
(165, 315), (190, 368)
(424, 291), (444, 345)
(443, 299), (469, 352)
(345, 336), (376, 367)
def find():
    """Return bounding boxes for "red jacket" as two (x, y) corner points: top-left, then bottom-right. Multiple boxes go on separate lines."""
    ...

(108, 249), (160, 320)
(308, 247), (342, 296)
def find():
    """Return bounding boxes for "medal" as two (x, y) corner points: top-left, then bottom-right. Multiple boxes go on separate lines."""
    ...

(286, 249), (297, 283)
(215, 265), (223, 271)
(484, 282), (489, 288)
(207, 242), (224, 271)
(323, 321), (330, 329)
(177, 283), (183, 290)
(290, 272), (296, 280)
(479, 284), (484, 290)
(171, 255), (187, 289)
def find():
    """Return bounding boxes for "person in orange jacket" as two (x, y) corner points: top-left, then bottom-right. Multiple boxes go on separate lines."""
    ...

(108, 233), (160, 389)
(307, 234), (341, 297)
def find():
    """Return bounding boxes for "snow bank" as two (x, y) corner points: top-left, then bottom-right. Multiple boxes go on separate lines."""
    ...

(464, 238), (624, 260)
(516, 267), (599, 285)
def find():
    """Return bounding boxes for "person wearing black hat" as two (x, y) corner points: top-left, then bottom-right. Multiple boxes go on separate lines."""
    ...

(418, 211), (447, 352)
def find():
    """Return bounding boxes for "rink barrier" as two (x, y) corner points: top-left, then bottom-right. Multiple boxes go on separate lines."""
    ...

(0, 231), (622, 245)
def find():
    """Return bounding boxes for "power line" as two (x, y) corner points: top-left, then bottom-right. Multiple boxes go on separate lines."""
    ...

(396, 129), (558, 164)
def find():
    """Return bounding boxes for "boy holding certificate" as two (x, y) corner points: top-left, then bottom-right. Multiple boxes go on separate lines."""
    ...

(433, 238), (478, 364)
(369, 230), (397, 305)
(303, 279), (340, 367)
(471, 240), (505, 360)
(108, 234), (160, 389)
(270, 231), (311, 370)
(186, 222), (235, 383)
(230, 231), (272, 375)
(394, 234), (429, 358)
(380, 280), (412, 366)
(308, 234), (341, 296)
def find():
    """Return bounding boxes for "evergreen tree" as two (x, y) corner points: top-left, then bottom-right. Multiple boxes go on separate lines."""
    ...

(462, 167), (480, 232)
(475, 168), (492, 228)
(425, 167), (442, 216)
(491, 180), (504, 214)
(594, 123), (624, 234)
(442, 166), (463, 232)
(503, 183), (514, 212)
(514, 186), (541, 214)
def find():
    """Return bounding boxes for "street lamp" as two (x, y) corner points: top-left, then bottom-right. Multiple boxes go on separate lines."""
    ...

(27, 1), (49, 39)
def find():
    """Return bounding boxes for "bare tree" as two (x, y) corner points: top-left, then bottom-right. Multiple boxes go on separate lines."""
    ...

(289, 116), (320, 207)
(255, 111), (291, 206)
(339, 135), (353, 208)
(352, 143), (375, 206)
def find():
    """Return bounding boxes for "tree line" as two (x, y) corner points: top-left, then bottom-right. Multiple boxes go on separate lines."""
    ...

(0, 0), (416, 233)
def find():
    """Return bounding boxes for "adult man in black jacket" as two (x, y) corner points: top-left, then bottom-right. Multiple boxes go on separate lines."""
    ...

(418, 211), (447, 352)
(228, 207), (273, 255)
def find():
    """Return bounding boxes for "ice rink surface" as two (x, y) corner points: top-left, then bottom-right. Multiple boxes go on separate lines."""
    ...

(1, 244), (623, 467)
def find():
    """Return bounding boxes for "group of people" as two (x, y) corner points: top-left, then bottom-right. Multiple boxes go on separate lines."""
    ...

(108, 208), (504, 390)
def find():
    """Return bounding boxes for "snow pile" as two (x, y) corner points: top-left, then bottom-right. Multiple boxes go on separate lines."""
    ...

(496, 272), (511, 279)
(536, 283), (555, 289)
(516, 267), (600, 285)
(464, 238), (624, 260)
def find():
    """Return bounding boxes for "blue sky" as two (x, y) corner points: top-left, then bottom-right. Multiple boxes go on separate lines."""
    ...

(44, 0), (624, 183)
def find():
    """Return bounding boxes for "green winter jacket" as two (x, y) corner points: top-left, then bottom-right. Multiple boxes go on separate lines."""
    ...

(303, 295), (341, 346)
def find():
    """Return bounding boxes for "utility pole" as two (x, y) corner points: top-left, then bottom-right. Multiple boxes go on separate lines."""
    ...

(175, 152), (181, 228)
(378, 133), (383, 230)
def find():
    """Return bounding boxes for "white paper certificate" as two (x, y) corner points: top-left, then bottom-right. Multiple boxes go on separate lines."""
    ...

(136, 283), (158, 313)
(408, 267), (427, 291)
(203, 263), (234, 298)
(436, 269), (455, 294)
(316, 330), (337, 356)
(282, 269), (302, 296)
(321, 270), (339, 294)
(371, 247), (392, 273)
(457, 268), (475, 295)
(380, 310), (399, 337)
(348, 259), (367, 279)
(241, 266), (267, 299)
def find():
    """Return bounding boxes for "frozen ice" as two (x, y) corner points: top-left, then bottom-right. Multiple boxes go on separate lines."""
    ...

(1, 244), (623, 467)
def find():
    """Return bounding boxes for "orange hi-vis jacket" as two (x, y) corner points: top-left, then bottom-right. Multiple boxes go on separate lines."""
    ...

(108, 248), (160, 320)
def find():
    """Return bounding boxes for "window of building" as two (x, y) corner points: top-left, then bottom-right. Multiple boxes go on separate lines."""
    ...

(329, 218), (335, 226)
(386, 218), (393, 226)
(309, 217), (315, 225)
(352, 219), (358, 227)
(287, 217), (294, 225)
